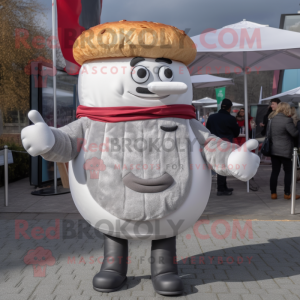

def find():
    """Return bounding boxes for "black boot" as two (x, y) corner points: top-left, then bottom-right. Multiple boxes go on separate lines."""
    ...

(217, 190), (232, 196)
(224, 185), (234, 192)
(93, 234), (128, 292)
(151, 236), (183, 296)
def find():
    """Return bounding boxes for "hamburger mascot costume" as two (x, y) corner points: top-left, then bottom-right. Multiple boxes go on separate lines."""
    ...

(21, 21), (260, 296)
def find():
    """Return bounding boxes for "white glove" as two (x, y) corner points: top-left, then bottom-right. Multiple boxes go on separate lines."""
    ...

(227, 139), (260, 181)
(21, 110), (55, 157)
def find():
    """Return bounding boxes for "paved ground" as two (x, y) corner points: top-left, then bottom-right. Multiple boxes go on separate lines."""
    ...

(1, 165), (300, 300)
(1, 219), (300, 300)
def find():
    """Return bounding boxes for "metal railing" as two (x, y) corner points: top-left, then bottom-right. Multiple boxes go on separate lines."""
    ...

(291, 147), (298, 215)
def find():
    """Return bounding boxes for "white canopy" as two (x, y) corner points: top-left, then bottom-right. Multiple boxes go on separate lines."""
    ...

(203, 102), (243, 108)
(190, 19), (300, 192)
(192, 97), (217, 106)
(261, 86), (300, 103)
(191, 74), (234, 88)
(190, 20), (300, 75)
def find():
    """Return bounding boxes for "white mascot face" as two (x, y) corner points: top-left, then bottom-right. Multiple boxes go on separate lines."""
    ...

(78, 57), (192, 107)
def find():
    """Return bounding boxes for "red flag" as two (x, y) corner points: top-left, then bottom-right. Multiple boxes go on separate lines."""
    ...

(57, 0), (103, 75)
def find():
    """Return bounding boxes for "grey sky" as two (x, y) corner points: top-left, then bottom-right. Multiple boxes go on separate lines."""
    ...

(40, 0), (300, 36)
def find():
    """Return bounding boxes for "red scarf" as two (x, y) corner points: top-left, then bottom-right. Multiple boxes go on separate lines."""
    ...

(76, 105), (196, 123)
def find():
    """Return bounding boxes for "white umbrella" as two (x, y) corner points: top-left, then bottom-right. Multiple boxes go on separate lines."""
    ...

(191, 74), (234, 88)
(192, 97), (217, 120)
(203, 102), (243, 108)
(190, 20), (300, 192)
(192, 97), (217, 106)
(261, 86), (300, 103)
(191, 19), (300, 139)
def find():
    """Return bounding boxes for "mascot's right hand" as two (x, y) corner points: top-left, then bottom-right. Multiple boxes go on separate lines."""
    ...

(21, 110), (55, 157)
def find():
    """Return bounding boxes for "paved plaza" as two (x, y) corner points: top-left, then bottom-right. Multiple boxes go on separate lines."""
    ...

(1, 165), (300, 300)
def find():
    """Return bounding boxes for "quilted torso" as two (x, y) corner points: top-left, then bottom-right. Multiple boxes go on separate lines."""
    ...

(80, 118), (193, 221)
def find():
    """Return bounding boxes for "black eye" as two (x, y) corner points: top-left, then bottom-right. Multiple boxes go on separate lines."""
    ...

(131, 66), (150, 83)
(159, 66), (173, 82)
(164, 69), (173, 78)
(137, 68), (147, 78)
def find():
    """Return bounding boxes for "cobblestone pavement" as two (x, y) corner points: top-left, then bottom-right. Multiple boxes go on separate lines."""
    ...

(1, 219), (300, 300)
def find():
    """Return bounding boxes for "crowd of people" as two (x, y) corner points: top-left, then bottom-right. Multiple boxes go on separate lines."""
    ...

(205, 98), (300, 200)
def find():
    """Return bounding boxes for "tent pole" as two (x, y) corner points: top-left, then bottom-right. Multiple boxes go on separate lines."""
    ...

(52, 0), (57, 193)
(243, 52), (250, 193)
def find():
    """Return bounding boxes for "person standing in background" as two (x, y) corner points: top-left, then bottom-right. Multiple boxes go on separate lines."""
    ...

(260, 106), (272, 136)
(203, 112), (209, 126)
(290, 103), (299, 125)
(260, 98), (281, 136)
(290, 102), (300, 182)
(290, 102), (300, 148)
(206, 98), (240, 196)
(268, 102), (300, 200)
(234, 107), (256, 146)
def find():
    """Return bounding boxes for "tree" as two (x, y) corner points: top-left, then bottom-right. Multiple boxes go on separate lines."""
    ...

(0, 0), (52, 118)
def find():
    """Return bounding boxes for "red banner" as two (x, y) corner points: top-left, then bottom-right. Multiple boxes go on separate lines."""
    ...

(57, 0), (103, 75)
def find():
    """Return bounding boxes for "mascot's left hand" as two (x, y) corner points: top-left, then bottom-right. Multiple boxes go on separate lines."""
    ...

(227, 139), (260, 181)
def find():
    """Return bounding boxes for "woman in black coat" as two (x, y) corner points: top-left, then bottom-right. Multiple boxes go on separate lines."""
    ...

(269, 102), (299, 200)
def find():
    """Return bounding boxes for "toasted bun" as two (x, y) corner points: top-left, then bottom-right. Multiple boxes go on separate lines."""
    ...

(73, 20), (196, 66)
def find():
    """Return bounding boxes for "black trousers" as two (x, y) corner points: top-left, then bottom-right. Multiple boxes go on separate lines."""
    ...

(217, 174), (227, 192)
(270, 155), (293, 194)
